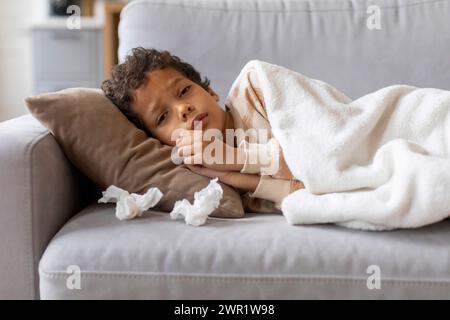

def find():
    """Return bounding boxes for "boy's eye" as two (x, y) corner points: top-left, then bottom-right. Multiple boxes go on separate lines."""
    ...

(180, 85), (191, 97)
(157, 111), (168, 126)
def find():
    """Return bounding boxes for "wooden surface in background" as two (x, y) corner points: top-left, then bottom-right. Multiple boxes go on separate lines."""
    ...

(81, 0), (95, 16)
(103, 2), (127, 80)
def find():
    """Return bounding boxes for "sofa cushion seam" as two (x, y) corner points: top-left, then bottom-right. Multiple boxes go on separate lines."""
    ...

(124, 0), (448, 14)
(39, 270), (450, 286)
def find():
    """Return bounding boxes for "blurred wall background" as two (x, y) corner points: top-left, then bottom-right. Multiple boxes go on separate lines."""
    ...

(0, 0), (107, 122)
(0, 0), (47, 121)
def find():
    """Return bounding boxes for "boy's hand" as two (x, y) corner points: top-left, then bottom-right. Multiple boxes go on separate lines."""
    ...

(185, 165), (259, 193)
(176, 130), (245, 172)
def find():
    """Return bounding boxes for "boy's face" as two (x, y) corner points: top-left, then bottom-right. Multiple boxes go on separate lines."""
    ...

(131, 67), (227, 146)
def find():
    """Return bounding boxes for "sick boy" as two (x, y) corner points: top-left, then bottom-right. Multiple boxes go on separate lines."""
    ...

(102, 47), (304, 213)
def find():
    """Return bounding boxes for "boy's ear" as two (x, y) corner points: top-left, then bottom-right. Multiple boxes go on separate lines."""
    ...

(206, 87), (220, 102)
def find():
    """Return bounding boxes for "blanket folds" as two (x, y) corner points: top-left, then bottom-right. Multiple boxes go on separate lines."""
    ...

(247, 60), (450, 230)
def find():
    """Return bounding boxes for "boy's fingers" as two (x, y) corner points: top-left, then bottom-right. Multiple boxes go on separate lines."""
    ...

(176, 139), (191, 148)
(183, 154), (203, 165)
(177, 142), (204, 157)
(183, 156), (193, 164)
(176, 132), (203, 146)
(176, 135), (191, 145)
(177, 146), (191, 157)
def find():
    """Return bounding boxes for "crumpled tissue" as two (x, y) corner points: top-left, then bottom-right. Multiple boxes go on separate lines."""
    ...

(98, 185), (163, 221)
(170, 177), (223, 226)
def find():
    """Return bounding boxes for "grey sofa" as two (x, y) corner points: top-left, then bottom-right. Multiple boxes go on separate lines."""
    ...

(1, 0), (450, 299)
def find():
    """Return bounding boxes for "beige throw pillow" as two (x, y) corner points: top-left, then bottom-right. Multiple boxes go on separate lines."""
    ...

(25, 88), (244, 218)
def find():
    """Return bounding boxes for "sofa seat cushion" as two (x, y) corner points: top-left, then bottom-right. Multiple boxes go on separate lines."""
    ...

(39, 203), (450, 299)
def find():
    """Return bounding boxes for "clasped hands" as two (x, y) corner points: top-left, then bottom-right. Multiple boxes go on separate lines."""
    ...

(174, 129), (259, 193)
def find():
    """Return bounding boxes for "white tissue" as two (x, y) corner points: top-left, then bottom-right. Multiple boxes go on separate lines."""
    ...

(170, 177), (223, 226)
(98, 185), (163, 221)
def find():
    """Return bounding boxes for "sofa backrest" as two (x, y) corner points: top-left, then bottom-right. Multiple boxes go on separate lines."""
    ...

(119, 0), (450, 101)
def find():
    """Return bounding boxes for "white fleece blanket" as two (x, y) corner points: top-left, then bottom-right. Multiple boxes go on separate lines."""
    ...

(250, 60), (450, 230)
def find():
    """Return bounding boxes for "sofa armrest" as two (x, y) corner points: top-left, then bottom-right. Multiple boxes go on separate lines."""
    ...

(0, 114), (96, 299)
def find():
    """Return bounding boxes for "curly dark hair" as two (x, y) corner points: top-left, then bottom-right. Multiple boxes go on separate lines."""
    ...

(101, 47), (211, 135)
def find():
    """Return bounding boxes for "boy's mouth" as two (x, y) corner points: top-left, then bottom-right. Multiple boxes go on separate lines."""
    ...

(191, 113), (208, 130)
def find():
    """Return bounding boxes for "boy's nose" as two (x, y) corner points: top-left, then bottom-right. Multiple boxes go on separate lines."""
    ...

(178, 104), (194, 120)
